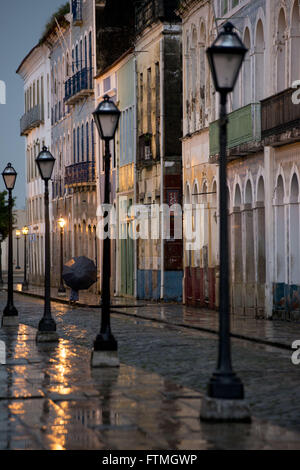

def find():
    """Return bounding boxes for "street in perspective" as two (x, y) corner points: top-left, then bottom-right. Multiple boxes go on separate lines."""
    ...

(0, 0), (300, 456)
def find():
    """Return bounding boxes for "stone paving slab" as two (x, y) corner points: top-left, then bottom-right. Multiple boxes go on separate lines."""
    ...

(10, 284), (300, 350)
(0, 322), (300, 450)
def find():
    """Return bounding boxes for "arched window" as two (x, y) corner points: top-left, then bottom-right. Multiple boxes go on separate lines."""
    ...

(255, 20), (265, 101)
(91, 120), (95, 162)
(277, 9), (287, 92)
(73, 128), (76, 163)
(81, 124), (84, 162)
(77, 126), (80, 163)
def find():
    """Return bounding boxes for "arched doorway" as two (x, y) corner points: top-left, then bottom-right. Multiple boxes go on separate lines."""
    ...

(244, 180), (255, 316)
(232, 184), (243, 314)
(255, 176), (266, 317)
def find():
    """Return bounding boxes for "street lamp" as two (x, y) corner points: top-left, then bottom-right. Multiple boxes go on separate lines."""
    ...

(35, 146), (58, 343)
(200, 22), (250, 422)
(91, 95), (120, 367)
(22, 226), (29, 291)
(57, 217), (66, 295)
(15, 230), (21, 270)
(1, 163), (18, 326)
(0, 233), (4, 289)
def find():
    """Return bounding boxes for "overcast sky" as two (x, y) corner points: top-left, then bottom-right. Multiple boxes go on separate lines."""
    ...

(0, 0), (66, 209)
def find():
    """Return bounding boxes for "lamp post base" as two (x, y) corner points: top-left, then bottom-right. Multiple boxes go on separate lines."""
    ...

(57, 290), (66, 297)
(91, 334), (119, 368)
(36, 330), (59, 343)
(91, 350), (120, 368)
(2, 315), (19, 327)
(200, 396), (251, 423)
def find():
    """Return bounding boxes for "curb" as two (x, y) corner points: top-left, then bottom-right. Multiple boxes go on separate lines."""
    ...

(12, 288), (292, 351)
(12, 288), (147, 310)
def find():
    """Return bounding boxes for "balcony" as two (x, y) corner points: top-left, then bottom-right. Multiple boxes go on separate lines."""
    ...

(72, 0), (83, 25)
(20, 105), (44, 136)
(261, 87), (300, 146)
(65, 161), (95, 187)
(64, 68), (93, 105)
(209, 103), (262, 161)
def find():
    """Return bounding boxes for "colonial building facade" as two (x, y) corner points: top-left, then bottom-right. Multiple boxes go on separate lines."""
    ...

(135, 0), (183, 301)
(17, 42), (52, 285)
(178, 0), (219, 310)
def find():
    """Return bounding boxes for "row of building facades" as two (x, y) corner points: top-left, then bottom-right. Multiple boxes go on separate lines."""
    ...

(17, 0), (300, 320)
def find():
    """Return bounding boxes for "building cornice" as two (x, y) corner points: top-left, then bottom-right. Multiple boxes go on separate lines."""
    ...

(176, 0), (208, 19)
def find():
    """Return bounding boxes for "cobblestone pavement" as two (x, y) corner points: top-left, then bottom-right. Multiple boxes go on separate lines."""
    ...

(1, 292), (300, 440)
(0, 321), (300, 450)
(12, 284), (300, 349)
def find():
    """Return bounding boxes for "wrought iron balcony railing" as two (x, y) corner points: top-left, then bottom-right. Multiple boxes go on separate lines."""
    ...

(209, 103), (262, 160)
(20, 105), (44, 136)
(261, 87), (300, 145)
(65, 161), (95, 186)
(64, 68), (93, 105)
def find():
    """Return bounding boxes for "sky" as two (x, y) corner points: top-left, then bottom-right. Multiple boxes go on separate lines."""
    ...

(0, 0), (66, 209)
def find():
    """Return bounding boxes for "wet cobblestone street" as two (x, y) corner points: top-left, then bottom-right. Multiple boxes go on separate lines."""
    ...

(0, 291), (300, 449)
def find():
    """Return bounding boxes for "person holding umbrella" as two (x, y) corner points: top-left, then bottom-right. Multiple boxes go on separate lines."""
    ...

(63, 256), (97, 306)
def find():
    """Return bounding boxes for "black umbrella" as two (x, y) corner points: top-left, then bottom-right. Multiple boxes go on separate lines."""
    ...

(62, 256), (97, 291)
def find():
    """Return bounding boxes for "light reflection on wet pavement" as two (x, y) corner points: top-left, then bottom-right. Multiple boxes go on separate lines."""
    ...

(0, 322), (299, 450)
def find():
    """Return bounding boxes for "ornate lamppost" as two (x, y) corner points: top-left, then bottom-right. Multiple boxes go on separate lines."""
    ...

(35, 147), (58, 343)
(22, 226), (29, 291)
(200, 22), (250, 422)
(15, 230), (21, 270)
(2, 163), (18, 326)
(57, 217), (66, 295)
(91, 95), (120, 367)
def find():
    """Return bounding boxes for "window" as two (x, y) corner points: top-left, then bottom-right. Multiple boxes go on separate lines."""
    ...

(147, 68), (152, 133)
(77, 126), (80, 162)
(91, 120), (95, 162)
(80, 39), (83, 71)
(139, 73), (143, 134)
(73, 129), (76, 162)
(86, 122), (89, 160)
(84, 36), (87, 68)
(81, 124), (84, 161)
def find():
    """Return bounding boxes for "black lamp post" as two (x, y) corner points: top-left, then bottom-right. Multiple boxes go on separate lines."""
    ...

(2, 163), (18, 326)
(200, 23), (250, 421)
(15, 230), (21, 270)
(57, 218), (66, 295)
(91, 95), (120, 367)
(35, 147), (58, 342)
(0, 233), (3, 288)
(22, 226), (29, 291)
